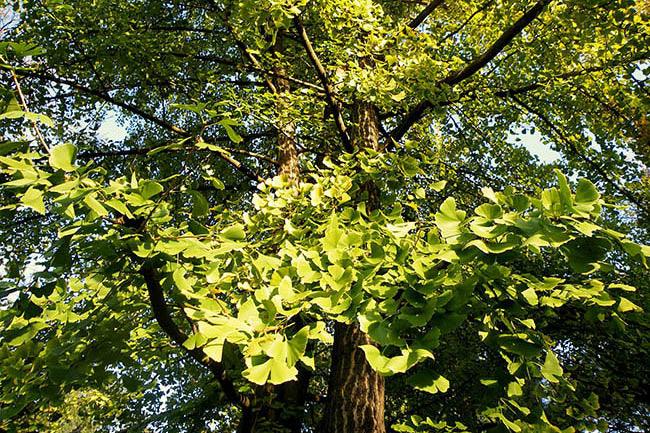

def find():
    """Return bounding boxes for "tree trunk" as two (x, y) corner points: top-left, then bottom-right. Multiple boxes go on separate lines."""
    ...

(323, 322), (386, 433)
(274, 38), (299, 183)
(322, 101), (386, 433)
(236, 37), (309, 433)
(236, 376), (311, 433)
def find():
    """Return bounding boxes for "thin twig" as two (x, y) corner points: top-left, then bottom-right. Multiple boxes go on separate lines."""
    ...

(294, 17), (352, 152)
(10, 69), (50, 153)
(509, 94), (648, 212)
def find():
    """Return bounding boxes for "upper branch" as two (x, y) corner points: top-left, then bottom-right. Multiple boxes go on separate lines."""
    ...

(294, 17), (353, 152)
(78, 132), (276, 165)
(2, 66), (265, 183)
(390, 0), (551, 142)
(408, 0), (445, 29)
(9, 68), (187, 135)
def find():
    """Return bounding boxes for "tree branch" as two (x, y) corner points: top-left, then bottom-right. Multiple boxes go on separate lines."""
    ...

(294, 17), (353, 152)
(440, 0), (495, 44)
(408, 0), (444, 29)
(508, 94), (648, 212)
(10, 67), (187, 135)
(140, 263), (249, 408)
(380, 54), (649, 124)
(78, 132), (276, 165)
(9, 69), (50, 153)
(3, 65), (265, 183)
(391, 0), (551, 141)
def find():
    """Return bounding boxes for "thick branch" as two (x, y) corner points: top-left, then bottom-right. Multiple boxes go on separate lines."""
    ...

(408, 0), (444, 29)
(445, 0), (550, 86)
(380, 55), (649, 123)
(294, 17), (353, 152)
(140, 263), (248, 407)
(10, 68), (187, 135)
(391, 0), (551, 141)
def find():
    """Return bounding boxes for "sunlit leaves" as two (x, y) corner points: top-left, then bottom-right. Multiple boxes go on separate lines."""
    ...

(360, 345), (434, 376)
(434, 197), (466, 242)
(541, 350), (563, 383)
(21, 187), (45, 214)
(406, 370), (450, 394)
(48, 143), (76, 172)
(189, 190), (209, 218)
(220, 224), (246, 241)
(2, 131), (649, 433)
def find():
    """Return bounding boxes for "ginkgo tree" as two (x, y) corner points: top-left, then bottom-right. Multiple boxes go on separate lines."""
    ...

(1, 1), (649, 433)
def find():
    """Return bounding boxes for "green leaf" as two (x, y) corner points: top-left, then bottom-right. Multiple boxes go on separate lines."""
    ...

(83, 194), (108, 217)
(219, 119), (243, 144)
(562, 237), (611, 274)
(541, 350), (563, 383)
(140, 180), (163, 199)
(48, 143), (76, 172)
(575, 178), (600, 204)
(182, 332), (207, 350)
(269, 358), (298, 384)
(407, 369), (450, 394)
(173, 268), (193, 293)
(496, 336), (541, 358)
(521, 288), (538, 306)
(497, 413), (521, 432)
(617, 297), (642, 313)
(360, 345), (433, 376)
(554, 169), (574, 212)
(286, 326), (309, 366)
(243, 359), (272, 385)
(507, 381), (523, 397)
(435, 197), (466, 242)
(24, 112), (54, 127)
(391, 91), (406, 102)
(203, 341), (224, 362)
(475, 203), (503, 220)
(189, 190), (209, 217)
(430, 180), (447, 192)
(21, 187), (45, 214)
(278, 275), (295, 299)
(221, 224), (246, 241)
(105, 198), (133, 218)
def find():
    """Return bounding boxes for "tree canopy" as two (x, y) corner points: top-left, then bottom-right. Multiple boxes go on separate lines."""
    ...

(0, 1), (649, 432)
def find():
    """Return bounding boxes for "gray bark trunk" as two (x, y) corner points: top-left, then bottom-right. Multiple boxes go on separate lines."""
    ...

(322, 101), (386, 433)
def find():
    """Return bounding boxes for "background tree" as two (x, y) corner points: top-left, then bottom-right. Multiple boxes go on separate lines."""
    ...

(1, 1), (649, 432)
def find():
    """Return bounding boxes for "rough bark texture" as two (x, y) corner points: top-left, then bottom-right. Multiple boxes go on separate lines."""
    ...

(274, 37), (299, 182)
(276, 80), (299, 182)
(235, 42), (308, 432)
(323, 323), (386, 433)
(322, 100), (386, 433)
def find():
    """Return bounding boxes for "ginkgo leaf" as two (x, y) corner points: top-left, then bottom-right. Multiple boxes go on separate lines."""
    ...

(406, 370), (450, 394)
(48, 143), (76, 172)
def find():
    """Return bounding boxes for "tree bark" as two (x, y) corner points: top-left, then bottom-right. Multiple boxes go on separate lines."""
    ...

(236, 36), (309, 433)
(274, 37), (299, 182)
(322, 101), (386, 433)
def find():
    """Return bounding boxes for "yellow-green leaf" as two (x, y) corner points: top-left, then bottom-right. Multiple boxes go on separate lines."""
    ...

(48, 143), (76, 172)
